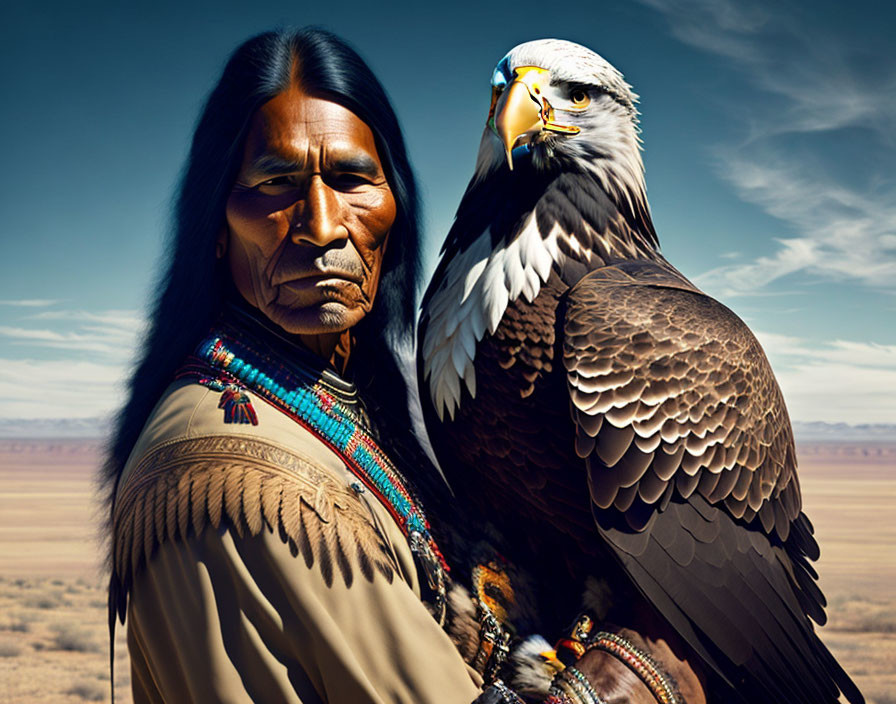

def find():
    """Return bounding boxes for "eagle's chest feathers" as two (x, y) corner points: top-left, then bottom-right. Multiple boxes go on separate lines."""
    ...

(433, 269), (591, 534)
(422, 213), (592, 421)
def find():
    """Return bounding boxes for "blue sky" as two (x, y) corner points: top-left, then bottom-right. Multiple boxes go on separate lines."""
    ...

(1, 0), (894, 425)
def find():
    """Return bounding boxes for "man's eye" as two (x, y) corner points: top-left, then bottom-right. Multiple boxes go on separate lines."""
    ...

(255, 176), (297, 194)
(258, 176), (292, 188)
(331, 174), (371, 190)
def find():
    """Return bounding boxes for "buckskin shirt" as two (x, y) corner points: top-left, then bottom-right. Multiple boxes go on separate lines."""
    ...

(109, 305), (482, 703)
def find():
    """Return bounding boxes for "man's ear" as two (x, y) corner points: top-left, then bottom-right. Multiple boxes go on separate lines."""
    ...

(216, 227), (228, 259)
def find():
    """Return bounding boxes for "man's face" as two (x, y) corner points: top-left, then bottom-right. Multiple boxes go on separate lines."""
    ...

(225, 85), (396, 337)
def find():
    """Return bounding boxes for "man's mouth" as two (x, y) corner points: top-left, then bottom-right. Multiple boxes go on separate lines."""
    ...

(275, 269), (364, 287)
(275, 275), (364, 307)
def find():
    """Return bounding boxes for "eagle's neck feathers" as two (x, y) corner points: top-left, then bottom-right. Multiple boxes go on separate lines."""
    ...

(422, 162), (659, 421)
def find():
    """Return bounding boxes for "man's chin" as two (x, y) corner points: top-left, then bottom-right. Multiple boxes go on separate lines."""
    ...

(263, 301), (365, 337)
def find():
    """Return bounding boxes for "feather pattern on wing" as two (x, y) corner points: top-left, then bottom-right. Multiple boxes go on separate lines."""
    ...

(559, 259), (864, 702)
(563, 260), (800, 538)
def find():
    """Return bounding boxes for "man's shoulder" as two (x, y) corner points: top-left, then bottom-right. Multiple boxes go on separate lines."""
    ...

(120, 378), (346, 488)
(112, 378), (400, 590)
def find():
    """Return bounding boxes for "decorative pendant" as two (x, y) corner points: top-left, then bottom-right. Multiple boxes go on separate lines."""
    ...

(471, 559), (515, 683)
(199, 378), (259, 425)
(410, 530), (447, 624)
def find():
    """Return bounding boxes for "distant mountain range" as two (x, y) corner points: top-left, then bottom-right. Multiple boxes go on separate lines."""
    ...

(790, 421), (895, 442)
(0, 416), (892, 442)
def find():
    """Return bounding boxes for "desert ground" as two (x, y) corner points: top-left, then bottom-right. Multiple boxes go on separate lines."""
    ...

(0, 438), (893, 703)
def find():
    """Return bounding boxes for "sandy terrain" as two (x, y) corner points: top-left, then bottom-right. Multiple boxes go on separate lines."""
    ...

(0, 440), (130, 703)
(0, 438), (893, 703)
(798, 442), (896, 704)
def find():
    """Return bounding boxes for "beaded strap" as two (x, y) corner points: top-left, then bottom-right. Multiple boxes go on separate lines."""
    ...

(548, 665), (608, 704)
(586, 631), (680, 704)
(563, 667), (608, 704)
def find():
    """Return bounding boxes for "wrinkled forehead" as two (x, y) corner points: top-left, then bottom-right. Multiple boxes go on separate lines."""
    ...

(493, 38), (624, 88)
(242, 85), (382, 166)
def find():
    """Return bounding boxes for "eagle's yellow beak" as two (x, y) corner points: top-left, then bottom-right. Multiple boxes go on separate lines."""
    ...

(539, 648), (566, 673)
(489, 66), (580, 170)
(493, 78), (542, 170)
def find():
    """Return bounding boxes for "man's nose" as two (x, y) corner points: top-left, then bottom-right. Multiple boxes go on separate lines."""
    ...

(291, 176), (346, 245)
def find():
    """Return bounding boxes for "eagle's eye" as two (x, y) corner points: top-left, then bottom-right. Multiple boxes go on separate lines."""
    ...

(570, 89), (590, 108)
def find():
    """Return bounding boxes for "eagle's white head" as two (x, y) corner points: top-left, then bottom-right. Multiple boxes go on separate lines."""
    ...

(474, 39), (645, 200)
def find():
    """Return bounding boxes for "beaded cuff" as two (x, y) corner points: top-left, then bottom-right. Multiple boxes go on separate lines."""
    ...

(548, 665), (608, 704)
(586, 631), (681, 704)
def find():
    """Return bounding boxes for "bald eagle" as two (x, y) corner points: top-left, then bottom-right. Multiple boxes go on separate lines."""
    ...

(418, 39), (862, 704)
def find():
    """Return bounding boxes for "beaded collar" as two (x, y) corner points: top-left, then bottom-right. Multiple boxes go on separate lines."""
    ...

(176, 304), (447, 622)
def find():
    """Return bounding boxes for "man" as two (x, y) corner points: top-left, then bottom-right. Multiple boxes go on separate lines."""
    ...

(103, 28), (482, 703)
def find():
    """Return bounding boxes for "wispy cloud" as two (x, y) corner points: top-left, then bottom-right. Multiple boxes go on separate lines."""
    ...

(0, 326), (133, 356)
(695, 155), (896, 296)
(638, 0), (896, 138)
(637, 0), (770, 58)
(638, 0), (896, 296)
(0, 358), (128, 420)
(0, 309), (143, 359)
(0, 306), (143, 419)
(755, 331), (896, 424)
(0, 299), (60, 307)
(25, 309), (142, 326)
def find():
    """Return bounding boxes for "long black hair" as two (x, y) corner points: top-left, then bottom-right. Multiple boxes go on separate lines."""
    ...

(101, 28), (424, 533)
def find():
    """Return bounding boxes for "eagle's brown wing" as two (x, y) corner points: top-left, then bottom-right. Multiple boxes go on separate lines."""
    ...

(563, 259), (861, 704)
(565, 260), (800, 537)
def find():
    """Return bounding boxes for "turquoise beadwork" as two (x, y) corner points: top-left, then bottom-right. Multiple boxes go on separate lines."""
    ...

(189, 333), (441, 561)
